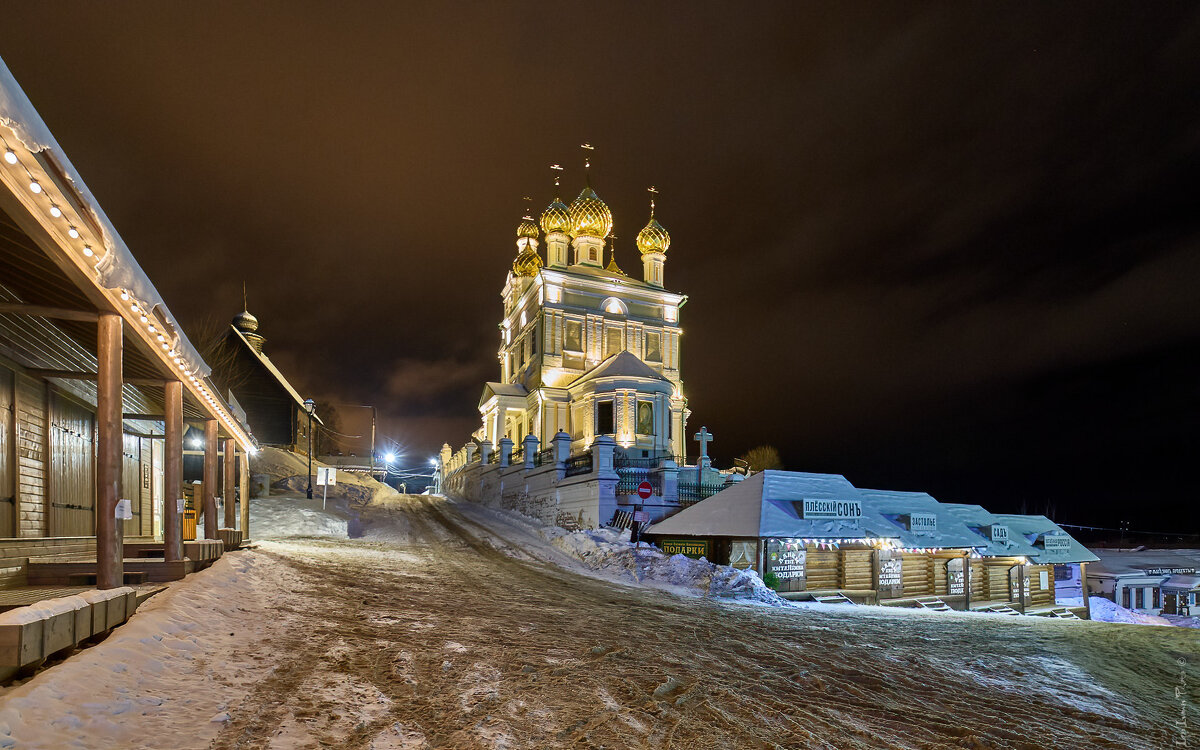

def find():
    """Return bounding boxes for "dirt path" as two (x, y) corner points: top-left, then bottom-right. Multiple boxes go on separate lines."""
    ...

(204, 495), (1194, 749)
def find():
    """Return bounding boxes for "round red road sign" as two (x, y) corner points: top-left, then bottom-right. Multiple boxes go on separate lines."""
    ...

(637, 481), (654, 500)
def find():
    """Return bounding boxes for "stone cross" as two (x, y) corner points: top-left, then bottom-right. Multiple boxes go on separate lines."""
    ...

(694, 426), (714, 462)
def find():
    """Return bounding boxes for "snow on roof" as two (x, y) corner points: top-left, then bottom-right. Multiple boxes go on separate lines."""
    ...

(857, 488), (985, 550)
(571, 351), (670, 387)
(0, 55), (210, 379)
(646, 470), (901, 540)
(229, 325), (321, 422)
(646, 471), (1095, 561)
(1087, 548), (1200, 577)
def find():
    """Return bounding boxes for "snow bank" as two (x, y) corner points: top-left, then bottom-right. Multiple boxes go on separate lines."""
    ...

(248, 493), (354, 539)
(537, 525), (786, 605)
(250, 447), (398, 506)
(1063, 596), (1172, 626)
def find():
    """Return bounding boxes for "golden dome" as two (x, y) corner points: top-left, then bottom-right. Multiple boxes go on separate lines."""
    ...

(569, 185), (613, 239)
(517, 215), (539, 240)
(540, 198), (571, 235)
(512, 247), (543, 277)
(636, 213), (670, 255)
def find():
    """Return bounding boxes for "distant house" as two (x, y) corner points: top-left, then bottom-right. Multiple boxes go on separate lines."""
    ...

(223, 309), (319, 449)
(1086, 549), (1200, 615)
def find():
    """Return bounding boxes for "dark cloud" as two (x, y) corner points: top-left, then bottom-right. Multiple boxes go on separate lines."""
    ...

(2, 2), (1198, 527)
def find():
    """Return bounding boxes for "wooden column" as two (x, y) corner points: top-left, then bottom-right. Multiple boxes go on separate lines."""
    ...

(163, 380), (184, 562)
(1080, 562), (1091, 620)
(223, 438), (236, 529)
(96, 313), (123, 589)
(239, 451), (250, 537)
(963, 551), (972, 610)
(203, 419), (218, 539)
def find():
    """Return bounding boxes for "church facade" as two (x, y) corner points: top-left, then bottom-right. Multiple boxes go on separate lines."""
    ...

(477, 170), (689, 462)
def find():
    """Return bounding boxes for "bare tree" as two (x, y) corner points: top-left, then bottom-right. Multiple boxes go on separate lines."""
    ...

(185, 315), (255, 397)
(737, 445), (784, 473)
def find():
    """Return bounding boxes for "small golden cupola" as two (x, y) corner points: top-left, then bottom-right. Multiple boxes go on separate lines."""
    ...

(637, 187), (670, 287)
(512, 208), (543, 278)
(541, 166), (572, 268)
(568, 144), (610, 267)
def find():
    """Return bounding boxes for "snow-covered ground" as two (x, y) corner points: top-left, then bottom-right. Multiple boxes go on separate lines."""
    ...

(0, 494), (1190, 749)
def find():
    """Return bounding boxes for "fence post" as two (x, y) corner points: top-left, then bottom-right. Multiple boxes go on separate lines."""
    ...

(593, 435), (619, 530)
(659, 457), (680, 505)
(465, 443), (478, 464)
(478, 440), (493, 465)
(498, 437), (513, 468)
(523, 434), (539, 471)
(552, 430), (571, 478)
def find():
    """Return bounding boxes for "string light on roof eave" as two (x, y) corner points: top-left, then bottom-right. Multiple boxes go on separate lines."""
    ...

(1, 134), (256, 448)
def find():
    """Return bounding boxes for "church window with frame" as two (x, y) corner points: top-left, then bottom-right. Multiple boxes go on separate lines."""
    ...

(564, 320), (583, 352)
(636, 401), (654, 435)
(596, 400), (615, 435)
(604, 327), (623, 358)
(645, 330), (662, 362)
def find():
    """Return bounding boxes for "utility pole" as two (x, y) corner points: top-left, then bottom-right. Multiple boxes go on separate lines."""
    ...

(304, 398), (315, 499)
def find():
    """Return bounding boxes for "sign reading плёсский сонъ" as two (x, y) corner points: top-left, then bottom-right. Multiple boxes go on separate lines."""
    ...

(800, 499), (862, 520)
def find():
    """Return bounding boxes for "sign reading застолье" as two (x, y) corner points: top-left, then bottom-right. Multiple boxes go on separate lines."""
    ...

(800, 499), (862, 520)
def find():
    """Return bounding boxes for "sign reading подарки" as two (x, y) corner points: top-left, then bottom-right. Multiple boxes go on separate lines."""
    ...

(799, 499), (862, 520)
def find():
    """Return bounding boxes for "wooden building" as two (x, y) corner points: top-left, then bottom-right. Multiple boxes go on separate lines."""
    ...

(646, 470), (1096, 617)
(221, 310), (318, 449)
(0, 54), (255, 591)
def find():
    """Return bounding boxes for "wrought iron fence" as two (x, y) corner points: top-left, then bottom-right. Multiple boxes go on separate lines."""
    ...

(677, 480), (727, 506)
(614, 453), (680, 469)
(616, 469), (662, 495)
(534, 448), (556, 466)
(510, 445), (524, 464)
(487, 450), (500, 464)
(564, 453), (594, 477)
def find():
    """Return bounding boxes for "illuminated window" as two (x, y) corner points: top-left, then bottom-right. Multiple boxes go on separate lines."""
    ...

(520, 310), (527, 327)
(664, 305), (677, 322)
(605, 327), (623, 358)
(602, 297), (627, 316)
(589, 247), (598, 261)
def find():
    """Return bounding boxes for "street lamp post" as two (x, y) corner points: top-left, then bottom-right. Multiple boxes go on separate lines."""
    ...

(304, 398), (315, 499)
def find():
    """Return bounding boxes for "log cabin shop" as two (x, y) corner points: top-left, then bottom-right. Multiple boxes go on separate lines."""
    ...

(644, 470), (1097, 616)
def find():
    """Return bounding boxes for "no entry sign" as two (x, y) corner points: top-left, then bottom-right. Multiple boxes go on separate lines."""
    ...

(637, 481), (654, 499)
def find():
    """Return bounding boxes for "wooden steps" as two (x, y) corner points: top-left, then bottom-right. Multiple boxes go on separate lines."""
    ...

(813, 593), (857, 606)
(915, 597), (953, 612)
(27, 557), (195, 585)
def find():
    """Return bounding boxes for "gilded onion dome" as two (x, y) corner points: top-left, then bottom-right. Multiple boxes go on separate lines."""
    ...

(569, 185), (613, 239)
(540, 197), (571, 235)
(636, 209), (670, 255)
(513, 246), (543, 277)
(517, 215), (539, 240)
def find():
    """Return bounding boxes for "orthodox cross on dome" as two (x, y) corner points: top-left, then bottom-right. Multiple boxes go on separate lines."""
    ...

(550, 163), (563, 189)
(647, 185), (658, 215)
(580, 142), (595, 180)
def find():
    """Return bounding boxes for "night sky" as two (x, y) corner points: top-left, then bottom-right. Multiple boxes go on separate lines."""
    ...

(3, 3), (1198, 531)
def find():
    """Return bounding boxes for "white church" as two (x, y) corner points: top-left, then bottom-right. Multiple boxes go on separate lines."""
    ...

(439, 155), (730, 527)
(478, 163), (689, 461)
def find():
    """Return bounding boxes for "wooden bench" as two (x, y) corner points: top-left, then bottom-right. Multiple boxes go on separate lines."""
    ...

(0, 587), (137, 681)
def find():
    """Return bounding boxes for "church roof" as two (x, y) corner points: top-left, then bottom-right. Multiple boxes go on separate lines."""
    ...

(552, 264), (657, 290)
(227, 325), (322, 423)
(570, 351), (669, 388)
(479, 381), (528, 408)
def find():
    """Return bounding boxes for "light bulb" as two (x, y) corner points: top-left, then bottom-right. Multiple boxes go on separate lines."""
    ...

(82, 245), (93, 257)
(157, 334), (166, 342)
(119, 291), (129, 301)
(49, 204), (62, 218)
(3, 149), (16, 164)
(67, 226), (79, 239)
(29, 180), (41, 194)
(139, 315), (148, 323)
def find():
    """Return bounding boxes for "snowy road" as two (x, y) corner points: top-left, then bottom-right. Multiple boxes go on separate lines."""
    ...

(1, 495), (1194, 749)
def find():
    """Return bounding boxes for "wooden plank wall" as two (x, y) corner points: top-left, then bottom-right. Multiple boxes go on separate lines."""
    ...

(121, 432), (142, 538)
(14, 373), (46, 537)
(806, 549), (839, 590)
(840, 550), (872, 588)
(139, 436), (153, 537)
(48, 393), (95, 537)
